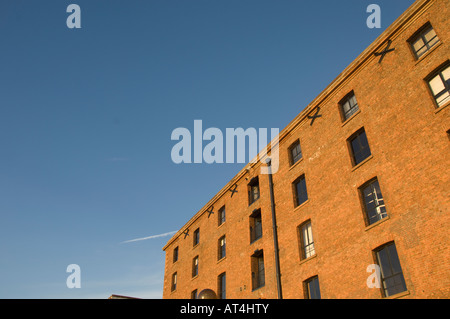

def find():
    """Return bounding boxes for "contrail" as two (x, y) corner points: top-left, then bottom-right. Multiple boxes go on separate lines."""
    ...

(121, 230), (178, 244)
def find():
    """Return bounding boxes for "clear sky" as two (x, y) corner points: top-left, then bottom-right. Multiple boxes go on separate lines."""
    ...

(0, 0), (415, 298)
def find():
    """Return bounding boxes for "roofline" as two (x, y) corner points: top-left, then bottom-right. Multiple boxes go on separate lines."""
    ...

(162, 0), (433, 251)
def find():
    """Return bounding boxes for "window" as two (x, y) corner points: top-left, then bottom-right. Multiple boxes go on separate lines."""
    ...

(218, 206), (226, 226)
(218, 272), (226, 299)
(288, 140), (303, 165)
(298, 220), (315, 260)
(192, 256), (199, 277)
(193, 228), (200, 247)
(427, 64), (450, 108)
(361, 179), (388, 225)
(251, 250), (265, 290)
(348, 128), (372, 166)
(293, 175), (308, 207)
(173, 246), (179, 263)
(191, 289), (198, 299)
(218, 236), (226, 260)
(340, 92), (360, 121)
(374, 242), (407, 297)
(171, 272), (177, 292)
(248, 177), (260, 205)
(409, 23), (439, 59)
(304, 276), (321, 299)
(249, 209), (263, 243)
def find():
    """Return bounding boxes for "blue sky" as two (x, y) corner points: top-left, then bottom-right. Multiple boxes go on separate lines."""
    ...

(0, 0), (415, 298)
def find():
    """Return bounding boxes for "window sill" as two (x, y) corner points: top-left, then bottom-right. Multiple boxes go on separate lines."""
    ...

(351, 155), (373, 172)
(434, 100), (450, 114)
(341, 109), (361, 127)
(191, 275), (198, 281)
(365, 216), (389, 231)
(288, 157), (304, 171)
(248, 198), (260, 208)
(251, 284), (265, 292)
(217, 256), (226, 264)
(299, 253), (317, 266)
(414, 41), (442, 66)
(384, 290), (410, 299)
(250, 236), (262, 245)
(293, 199), (310, 212)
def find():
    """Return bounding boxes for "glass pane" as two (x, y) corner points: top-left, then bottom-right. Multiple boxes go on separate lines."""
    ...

(377, 248), (393, 277)
(428, 35), (439, 47)
(291, 142), (302, 164)
(343, 101), (351, 113)
(412, 38), (425, 52)
(387, 244), (403, 274)
(351, 131), (371, 165)
(308, 277), (321, 299)
(424, 28), (437, 43)
(295, 178), (308, 205)
(437, 92), (450, 106)
(442, 66), (450, 81)
(429, 74), (445, 95)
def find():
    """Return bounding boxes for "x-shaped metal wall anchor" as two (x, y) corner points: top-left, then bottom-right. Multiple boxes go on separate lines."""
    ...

(374, 39), (395, 64)
(206, 206), (214, 218)
(307, 107), (322, 126)
(228, 183), (238, 197)
(183, 229), (189, 239)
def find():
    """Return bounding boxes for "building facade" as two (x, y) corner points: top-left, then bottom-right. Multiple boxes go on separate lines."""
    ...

(162, 0), (449, 299)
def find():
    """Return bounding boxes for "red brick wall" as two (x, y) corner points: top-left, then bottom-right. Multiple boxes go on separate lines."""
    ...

(163, 0), (450, 299)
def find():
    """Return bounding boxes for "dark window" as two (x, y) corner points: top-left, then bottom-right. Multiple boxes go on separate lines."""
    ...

(289, 140), (303, 165)
(293, 175), (308, 207)
(193, 228), (200, 246)
(304, 276), (321, 299)
(248, 177), (260, 205)
(191, 289), (198, 299)
(171, 272), (177, 292)
(298, 220), (315, 260)
(409, 23), (439, 59)
(427, 64), (450, 108)
(349, 129), (372, 166)
(218, 272), (226, 299)
(375, 242), (407, 297)
(340, 92), (360, 121)
(249, 209), (263, 243)
(361, 179), (388, 225)
(218, 206), (226, 226)
(218, 236), (226, 260)
(192, 256), (199, 277)
(173, 246), (179, 263)
(251, 250), (265, 290)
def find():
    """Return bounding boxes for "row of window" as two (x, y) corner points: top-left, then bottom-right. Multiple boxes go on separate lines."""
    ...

(172, 206), (262, 265)
(300, 241), (407, 298)
(172, 240), (407, 299)
(287, 117), (374, 173)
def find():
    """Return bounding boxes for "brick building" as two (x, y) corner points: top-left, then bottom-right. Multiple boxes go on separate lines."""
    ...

(162, 0), (449, 299)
